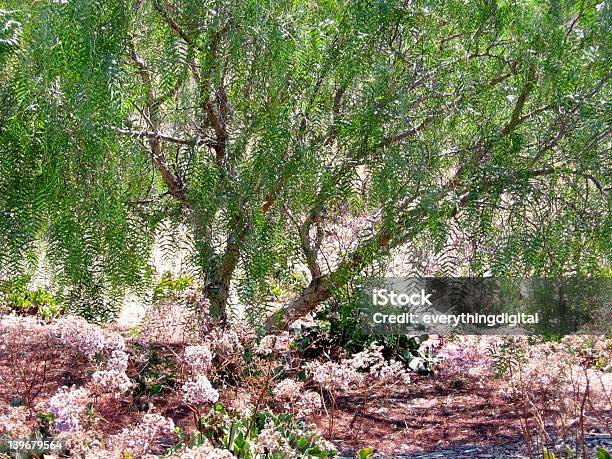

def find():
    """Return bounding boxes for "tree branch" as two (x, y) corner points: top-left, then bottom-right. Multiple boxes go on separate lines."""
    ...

(380, 115), (435, 147)
(128, 40), (191, 206)
(501, 63), (537, 136)
(116, 128), (214, 147)
(153, 0), (203, 52)
(206, 97), (228, 164)
(530, 168), (604, 191)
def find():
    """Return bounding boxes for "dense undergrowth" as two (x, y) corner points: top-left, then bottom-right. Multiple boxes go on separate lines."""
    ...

(0, 280), (610, 459)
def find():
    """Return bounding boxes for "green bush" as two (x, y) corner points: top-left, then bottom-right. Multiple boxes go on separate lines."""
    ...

(0, 276), (63, 319)
(172, 403), (335, 458)
(315, 294), (436, 373)
(152, 274), (194, 302)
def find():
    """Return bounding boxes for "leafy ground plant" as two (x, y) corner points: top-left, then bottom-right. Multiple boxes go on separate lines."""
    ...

(173, 404), (335, 459)
(0, 276), (63, 320)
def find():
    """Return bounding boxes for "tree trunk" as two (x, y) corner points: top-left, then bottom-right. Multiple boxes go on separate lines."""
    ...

(266, 277), (333, 332)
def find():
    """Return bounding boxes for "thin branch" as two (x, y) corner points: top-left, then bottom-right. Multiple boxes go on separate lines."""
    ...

(323, 84), (349, 145)
(501, 63), (537, 136)
(127, 40), (190, 206)
(153, 0), (203, 52)
(380, 115), (434, 147)
(518, 104), (552, 124)
(116, 128), (214, 147)
(206, 98), (228, 163)
(530, 168), (604, 191)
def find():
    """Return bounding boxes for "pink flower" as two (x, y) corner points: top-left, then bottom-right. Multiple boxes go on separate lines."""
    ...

(307, 360), (364, 391)
(109, 413), (175, 457)
(182, 375), (219, 405)
(90, 369), (133, 393)
(256, 332), (292, 355)
(272, 379), (304, 400)
(107, 350), (129, 371)
(178, 443), (234, 458)
(254, 423), (293, 456)
(184, 345), (213, 373)
(47, 386), (90, 432)
(0, 406), (31, 438)
(204, 329), (244, 358)
(53, 316), (125, 357)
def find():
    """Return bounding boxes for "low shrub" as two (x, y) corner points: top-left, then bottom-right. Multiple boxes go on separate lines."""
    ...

(173, 404), (336, 459)
(0, 276), (63, 319)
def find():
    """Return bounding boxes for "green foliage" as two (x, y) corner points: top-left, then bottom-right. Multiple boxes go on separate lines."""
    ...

(152, 273), (194, 302)
(357, 447), (375, 459)
(543, 448), (558, 459)
(489, 337), (529, 378)
(1, 0), (609, 322)
(130, 343), (179, 411)
(0, 9), (21, 65)
(300, 295), (436, 372)
(173, 403), (335, 458)
(0, 275), (63, 319)
(597, 447), (612, 459)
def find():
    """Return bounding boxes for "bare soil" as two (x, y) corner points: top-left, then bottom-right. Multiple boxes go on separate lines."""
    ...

(312, 375), (523, 456)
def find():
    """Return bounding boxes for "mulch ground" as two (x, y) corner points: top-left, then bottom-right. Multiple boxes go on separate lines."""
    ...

(312, 374), (523, 456)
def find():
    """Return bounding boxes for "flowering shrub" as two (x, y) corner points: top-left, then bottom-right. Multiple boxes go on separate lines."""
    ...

(2, 312), (411, 457)
(49, 412), (176, 458)
(253, 421), (292, 457)
(46, 386), (91, 432)
(55, 430), (106, 458)
(272, 379), (322, 419)
(294, 391), (323, 419)
(181, 343), (220, 409)
(484, 335), (612, 457)
(204, 328), (245, 359)
(139, 291), (212, 345)
(44, 318), (134, 426)
(184, 345), (213, 373)
(255, 331), (292, 356)
(436, 336), (493, 383)
(272, 378), (304, 401)
(222, 390), (254, 418)
(107, 349), (129, 371)
(307, 360), (364, 392)
(108, 413), (176, 457)
(53, 315), (125, 357)
(1, 316), (66, 410)
(91, 369), (133, 394)
(178, 442), (235, 458)
(6, 307), (610, 459)
(0, 406), (31, 438)
(561, 334), (612, 371)
(140, 299), (201, 344)
(350, 343), (411, 384)
(182, 375), (220, 405)
(173, 405), (335, 459)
